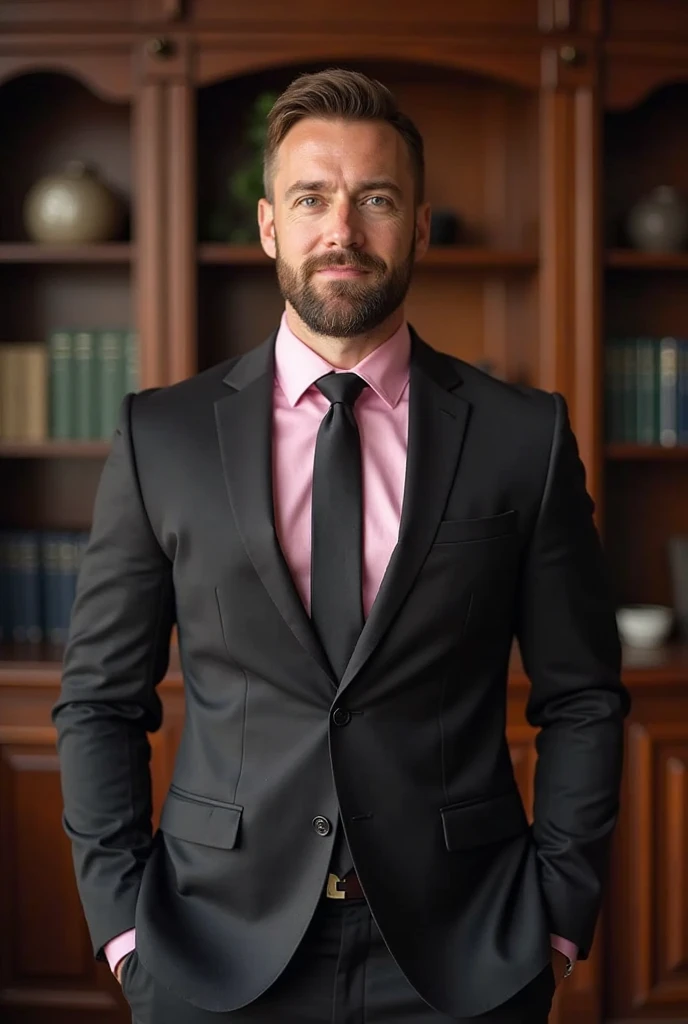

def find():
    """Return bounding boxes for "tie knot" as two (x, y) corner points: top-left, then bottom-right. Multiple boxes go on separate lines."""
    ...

(315, 372), (368, 408)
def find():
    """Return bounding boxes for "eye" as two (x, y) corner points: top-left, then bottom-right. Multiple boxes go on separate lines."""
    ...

(297, 196), (320, 208)
(365, 196), (391, 208)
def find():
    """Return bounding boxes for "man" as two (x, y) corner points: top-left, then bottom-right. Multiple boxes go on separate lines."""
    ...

(54, 69), (630, 1023)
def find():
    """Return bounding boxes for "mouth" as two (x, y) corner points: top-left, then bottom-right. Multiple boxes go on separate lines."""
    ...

(315, 267), (369, 279)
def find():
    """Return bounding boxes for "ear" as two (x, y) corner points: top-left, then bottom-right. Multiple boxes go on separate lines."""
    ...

(258, 198), (277, 259)
(414, 202), (431, 262)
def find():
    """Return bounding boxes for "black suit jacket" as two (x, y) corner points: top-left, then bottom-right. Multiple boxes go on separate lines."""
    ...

(53, 329), (629, 1018)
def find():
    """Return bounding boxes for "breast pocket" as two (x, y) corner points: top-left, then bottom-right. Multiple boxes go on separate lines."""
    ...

(434, 510), (518, 545)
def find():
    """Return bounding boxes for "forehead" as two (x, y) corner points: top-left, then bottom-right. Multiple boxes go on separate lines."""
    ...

(274, 117), (412, 190)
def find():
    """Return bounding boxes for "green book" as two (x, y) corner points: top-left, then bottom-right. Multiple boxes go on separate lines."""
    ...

(73, 330), (97, 440)
(48, 330), (74, 439)
(124, 330), (139, 394)
(658, 336), (679, 447)
(96, 330), (124, 440)
(635, 336), (656, 445)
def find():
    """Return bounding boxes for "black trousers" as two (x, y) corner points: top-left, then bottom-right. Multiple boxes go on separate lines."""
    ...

(125, 898), (555, 1024)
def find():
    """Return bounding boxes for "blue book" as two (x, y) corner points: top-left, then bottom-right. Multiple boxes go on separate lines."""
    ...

(0, 531), (10, 645)
(58, 533), (81, 644)
(11, 532), (42, 644)
(679, 339), (688, 446)
(41, 532), (65, 647)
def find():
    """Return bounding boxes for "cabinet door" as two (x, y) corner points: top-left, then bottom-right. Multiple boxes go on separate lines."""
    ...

(0, 717), (128, 1023)
(607, 710), (688, 1019)
(508, 712), (603, 1024)
(0, 681), (183, 1024)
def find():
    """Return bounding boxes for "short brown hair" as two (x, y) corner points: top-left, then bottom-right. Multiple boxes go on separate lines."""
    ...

(263, 69), (425, 205)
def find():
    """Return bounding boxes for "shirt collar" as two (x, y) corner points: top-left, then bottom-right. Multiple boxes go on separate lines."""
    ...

(274, 310), (411, 409)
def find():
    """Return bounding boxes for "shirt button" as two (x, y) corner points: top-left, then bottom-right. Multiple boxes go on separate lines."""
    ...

(332, 707), (352, 727)
(312, 816), (332, 836)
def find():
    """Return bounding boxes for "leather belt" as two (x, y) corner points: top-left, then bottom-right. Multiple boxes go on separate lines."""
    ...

(326, 871), (365, 900)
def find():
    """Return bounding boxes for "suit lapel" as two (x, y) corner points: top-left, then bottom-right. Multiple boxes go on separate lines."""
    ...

(339, 333), (471, 692)
(215, 334), (335, 686)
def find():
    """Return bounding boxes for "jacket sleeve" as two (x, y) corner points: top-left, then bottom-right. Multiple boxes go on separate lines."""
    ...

(515, 391), (630, 958)
(52, 391), (175, 959)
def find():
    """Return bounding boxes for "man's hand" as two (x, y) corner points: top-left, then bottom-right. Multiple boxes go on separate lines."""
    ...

(551, 948), (569, 988)
(114, 953), (132, 986)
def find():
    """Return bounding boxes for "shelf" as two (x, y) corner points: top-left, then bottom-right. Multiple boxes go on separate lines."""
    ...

(0, 440), (111, 458)
(0, 243), (133, 264)
(619, 641), (688, 683)
(509, 641), (688, 688)
(606, 443), (688, 460)
(199, 244), (270, 265)
(3, 641), (687, 688)
(198, 244), (539, 270)
(606, 249), (688, 270)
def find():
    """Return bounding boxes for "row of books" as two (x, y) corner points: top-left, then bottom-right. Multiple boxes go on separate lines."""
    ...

(0, 531), (88, 646)
(0, 328), (138, 442)
(604, 336), (688, 445)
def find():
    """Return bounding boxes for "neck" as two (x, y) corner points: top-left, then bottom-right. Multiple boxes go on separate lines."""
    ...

(284, 304), (405, 369)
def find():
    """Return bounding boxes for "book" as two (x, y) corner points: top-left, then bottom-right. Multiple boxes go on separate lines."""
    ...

(658, 336), (679, 447)
(0, 344), (22, 439)
(73, 329), (97, 440)
(49, 330), (74, 439)
(22, 343), (48, 442)
(125, 330), (139, 394)
(97, 330), (125, 440)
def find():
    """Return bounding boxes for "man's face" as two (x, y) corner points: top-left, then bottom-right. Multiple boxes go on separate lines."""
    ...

(258, 117), (430, 338)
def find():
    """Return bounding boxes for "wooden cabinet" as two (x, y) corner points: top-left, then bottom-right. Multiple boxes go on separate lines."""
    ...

(1, 3), (688, 1021)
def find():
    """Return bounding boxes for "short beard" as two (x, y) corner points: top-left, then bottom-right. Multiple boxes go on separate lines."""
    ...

(275, 237), (415, 338)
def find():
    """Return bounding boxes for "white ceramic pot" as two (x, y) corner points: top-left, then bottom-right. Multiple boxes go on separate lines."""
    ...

(626, 185), (688, 252)
(616, 604), (674, 649)
(23, 161), (123, 244)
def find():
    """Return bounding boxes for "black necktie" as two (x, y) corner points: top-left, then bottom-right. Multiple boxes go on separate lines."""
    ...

(311, 371), (367, 881)
(311, 372), (368, 681)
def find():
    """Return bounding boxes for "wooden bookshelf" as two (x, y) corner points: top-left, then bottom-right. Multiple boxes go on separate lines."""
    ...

(0, 242), (133, 263)
(0, 440), (111, 458)
(606, 249), (688, 270)
(606, 444), (688, 461)
(1, 8), (688, 1023)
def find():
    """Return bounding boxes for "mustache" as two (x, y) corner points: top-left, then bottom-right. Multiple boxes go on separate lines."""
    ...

(304, 252), (386, 276)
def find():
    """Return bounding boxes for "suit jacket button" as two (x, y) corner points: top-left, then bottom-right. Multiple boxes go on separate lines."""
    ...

(332, 707), (352, 727)
(312, 816), (331, 836)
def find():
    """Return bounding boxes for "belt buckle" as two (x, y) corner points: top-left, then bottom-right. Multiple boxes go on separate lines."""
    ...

(326, 873), (346, 899)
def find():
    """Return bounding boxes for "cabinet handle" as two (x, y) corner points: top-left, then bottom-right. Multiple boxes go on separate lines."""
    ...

(146, 37), (174, 59)
(558, 44), (580, 65)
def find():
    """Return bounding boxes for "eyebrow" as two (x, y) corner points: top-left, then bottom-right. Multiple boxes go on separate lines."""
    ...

(283, 179), (404, 201)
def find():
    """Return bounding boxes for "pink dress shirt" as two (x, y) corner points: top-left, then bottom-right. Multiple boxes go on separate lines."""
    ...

(104, 311), (576, 972)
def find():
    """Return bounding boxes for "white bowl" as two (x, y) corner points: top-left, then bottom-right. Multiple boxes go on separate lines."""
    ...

(616, 604), (673, 649)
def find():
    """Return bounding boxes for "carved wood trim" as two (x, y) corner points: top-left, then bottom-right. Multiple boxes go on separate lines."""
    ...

(604, 44), (688, 110)
(195, 35), (542, 93)
(0, 46), (133, 102)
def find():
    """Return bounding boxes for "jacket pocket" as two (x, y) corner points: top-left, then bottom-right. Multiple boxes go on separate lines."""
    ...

(440, 790), (528, 851)
(434, 510), (518, 545)
(159, 786), (243, 849)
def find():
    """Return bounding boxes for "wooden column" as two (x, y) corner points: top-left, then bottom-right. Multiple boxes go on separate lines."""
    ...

(166, 73), (197, 384)
(539, 43), (605, 1024)
(135, 34), (196, 389)
(539, 43), (603, 510)
(134, 76), (168, 389)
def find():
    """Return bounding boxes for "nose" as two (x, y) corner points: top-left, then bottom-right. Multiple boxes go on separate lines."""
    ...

(323, 198), (364, 250)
